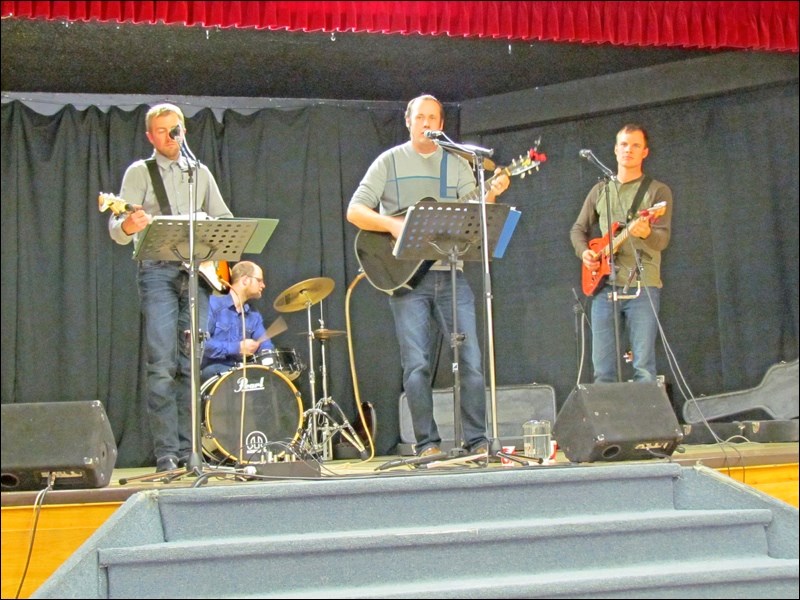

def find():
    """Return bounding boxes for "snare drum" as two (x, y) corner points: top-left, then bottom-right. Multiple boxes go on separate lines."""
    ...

(201, 365), (303, 464)
(251, 347), (304, 381)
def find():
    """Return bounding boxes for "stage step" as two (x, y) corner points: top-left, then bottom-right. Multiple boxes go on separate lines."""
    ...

(32, 463), (799, 599)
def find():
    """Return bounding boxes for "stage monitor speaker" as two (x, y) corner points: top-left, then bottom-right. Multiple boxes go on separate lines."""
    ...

(1, 400), (118, 491)
(554, 382), (683, 463)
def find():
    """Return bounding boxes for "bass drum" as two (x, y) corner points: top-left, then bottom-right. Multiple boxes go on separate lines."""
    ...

(201, 365), (303, 464)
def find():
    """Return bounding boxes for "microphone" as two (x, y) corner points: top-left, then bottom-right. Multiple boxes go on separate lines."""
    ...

(424, 130), (445, 139)
(579, 149), (616, 180)
(169, 123), (184, 142)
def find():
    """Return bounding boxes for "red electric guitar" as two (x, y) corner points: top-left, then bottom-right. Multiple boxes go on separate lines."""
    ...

(582, 201), (667, 296)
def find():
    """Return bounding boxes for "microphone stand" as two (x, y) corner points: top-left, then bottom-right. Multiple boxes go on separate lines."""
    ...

(434, 135), (501, 457)
(178, 137), (206, 472)
(598, 174), (624, 382)
(581, 149), (623, 381)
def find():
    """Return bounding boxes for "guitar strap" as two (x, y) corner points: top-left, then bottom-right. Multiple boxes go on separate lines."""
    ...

(626, 175), (652, 222)
(145, 158), (172, 216)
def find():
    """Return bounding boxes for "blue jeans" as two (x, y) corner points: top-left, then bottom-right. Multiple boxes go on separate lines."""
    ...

(389, 270), (487, 453)
(139, 261), (209, 462)
(591, 285), (661, 382)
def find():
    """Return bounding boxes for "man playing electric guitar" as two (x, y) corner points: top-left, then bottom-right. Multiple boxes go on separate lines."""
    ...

(108, 103), (234, 473)
(569, 123), (673, 383)
(347, 94), (510, 460)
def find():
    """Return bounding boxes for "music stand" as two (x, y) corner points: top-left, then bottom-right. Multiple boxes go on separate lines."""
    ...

(394, 201), (512, 457)
(120, 216), (274, 484)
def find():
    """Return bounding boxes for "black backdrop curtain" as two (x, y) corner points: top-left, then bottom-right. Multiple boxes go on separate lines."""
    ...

(2, 84), (798, 467)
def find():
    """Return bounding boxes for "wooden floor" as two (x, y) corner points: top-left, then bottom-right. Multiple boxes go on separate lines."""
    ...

(2, 442), (798, 599)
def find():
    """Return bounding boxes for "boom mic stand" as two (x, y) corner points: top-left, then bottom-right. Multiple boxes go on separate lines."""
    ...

(435, 136), (504, 457)
(583, 151), (624, 382)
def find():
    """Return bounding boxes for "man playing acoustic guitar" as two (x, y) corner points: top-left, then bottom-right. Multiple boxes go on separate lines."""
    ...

(347, 94), (510, 459)
(570, 124), (673, 383)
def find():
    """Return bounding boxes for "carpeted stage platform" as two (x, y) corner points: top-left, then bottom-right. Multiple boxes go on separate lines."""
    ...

(2, 441), (797, 598)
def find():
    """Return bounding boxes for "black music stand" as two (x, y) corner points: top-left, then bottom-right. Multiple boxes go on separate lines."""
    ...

(120, 216), (275, 484)
(394, 201), (512, 458)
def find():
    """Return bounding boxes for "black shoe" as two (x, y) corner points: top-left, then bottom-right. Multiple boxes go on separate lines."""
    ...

(156, 456), (179, 472)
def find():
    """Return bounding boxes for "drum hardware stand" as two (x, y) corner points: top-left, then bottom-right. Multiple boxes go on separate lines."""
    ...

(304, 321), (366, 461)
(273, 277), (342, 459)
(119, 196), (274, 485)
(393, 198), (514, 460)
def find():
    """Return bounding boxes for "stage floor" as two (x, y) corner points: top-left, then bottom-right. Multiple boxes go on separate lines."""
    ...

(2, 441), (798, 508)
(2, 442), (797, 599)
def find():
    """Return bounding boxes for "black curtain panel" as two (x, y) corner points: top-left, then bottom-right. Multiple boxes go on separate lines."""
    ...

(2, 84), (798, 466)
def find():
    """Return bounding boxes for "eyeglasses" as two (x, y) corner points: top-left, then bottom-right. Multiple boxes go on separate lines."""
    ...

(249, 276), (264, 283)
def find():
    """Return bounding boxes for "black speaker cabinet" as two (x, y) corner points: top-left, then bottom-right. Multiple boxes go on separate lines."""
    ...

(1, 401), (118, 491)
(554, 382), (683, 463)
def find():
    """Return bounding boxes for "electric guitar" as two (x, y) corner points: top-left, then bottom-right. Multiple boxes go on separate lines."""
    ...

(98, 193), (231, 293)
(354, 148), (547, 295)
(582, 201), (667, 296)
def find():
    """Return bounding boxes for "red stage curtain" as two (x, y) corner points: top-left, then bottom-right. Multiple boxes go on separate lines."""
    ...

(1, 1), (797, 52)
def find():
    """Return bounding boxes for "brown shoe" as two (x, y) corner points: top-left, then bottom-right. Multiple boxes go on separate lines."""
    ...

(418, 446), (443, 458)
(470, 442), (489, 456)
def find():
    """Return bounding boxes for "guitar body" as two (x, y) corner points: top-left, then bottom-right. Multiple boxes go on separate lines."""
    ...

(354, 229), (434, 295)
(197, 260), (231, 294)
(580, 201), (668, 296)
(582, 222), (620, 296)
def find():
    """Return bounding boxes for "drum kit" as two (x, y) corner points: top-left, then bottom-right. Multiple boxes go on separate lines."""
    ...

(201, 276), (366, 466)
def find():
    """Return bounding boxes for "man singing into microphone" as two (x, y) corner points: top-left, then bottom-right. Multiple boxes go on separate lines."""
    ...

(570, 123), (673, 383)
(347, 94), (510, 460)
(108, 103), (233, 473)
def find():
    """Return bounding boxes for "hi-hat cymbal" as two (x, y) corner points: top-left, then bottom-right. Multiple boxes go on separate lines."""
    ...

(311, 328), (347, 340)
(273, 277), (335, 313)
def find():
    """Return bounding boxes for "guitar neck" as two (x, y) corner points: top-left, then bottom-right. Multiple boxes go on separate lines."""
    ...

(460, 170), (505, 203)
(608, 225), (633, 256)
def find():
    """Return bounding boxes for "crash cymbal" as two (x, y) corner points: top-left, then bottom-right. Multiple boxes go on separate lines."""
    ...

(273, 277), (335, 313)
(444, 147), (496, 171)
(312, 328), (347, 341)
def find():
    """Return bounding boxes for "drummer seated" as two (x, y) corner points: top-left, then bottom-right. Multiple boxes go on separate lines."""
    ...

(201, 261), (274, 382)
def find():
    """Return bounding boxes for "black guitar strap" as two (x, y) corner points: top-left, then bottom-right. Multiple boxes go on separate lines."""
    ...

(626, 175), (653, 222)
(145, 158), (172, 216)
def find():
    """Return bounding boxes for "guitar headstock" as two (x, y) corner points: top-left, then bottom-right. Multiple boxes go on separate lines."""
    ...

(98, 193), (138, 215)
(639, 201), (667, 221)
(505, 139), (548, 179)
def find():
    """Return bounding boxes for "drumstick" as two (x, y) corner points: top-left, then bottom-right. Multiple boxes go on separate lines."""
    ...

(263, 316), (288, 341)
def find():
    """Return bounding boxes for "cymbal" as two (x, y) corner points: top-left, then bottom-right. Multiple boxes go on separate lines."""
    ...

(444, 147), (496, 171)
(273, 277), (335, 313)
(310, 328), (347, 341)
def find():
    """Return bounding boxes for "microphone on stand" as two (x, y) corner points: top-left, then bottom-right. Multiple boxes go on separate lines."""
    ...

(424, 130), (445, 139)
(579, 149), (616, 180)
(169, 123), (185, 143)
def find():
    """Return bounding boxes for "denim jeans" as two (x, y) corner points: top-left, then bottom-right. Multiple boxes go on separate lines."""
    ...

(389, 270), (487, 452)
(591, 285), (661, 382)
(139, 261), (209, 462)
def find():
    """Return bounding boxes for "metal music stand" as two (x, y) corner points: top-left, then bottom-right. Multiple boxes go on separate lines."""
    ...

(120, 216), (274, 485)
(393, 201), (512, 458)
